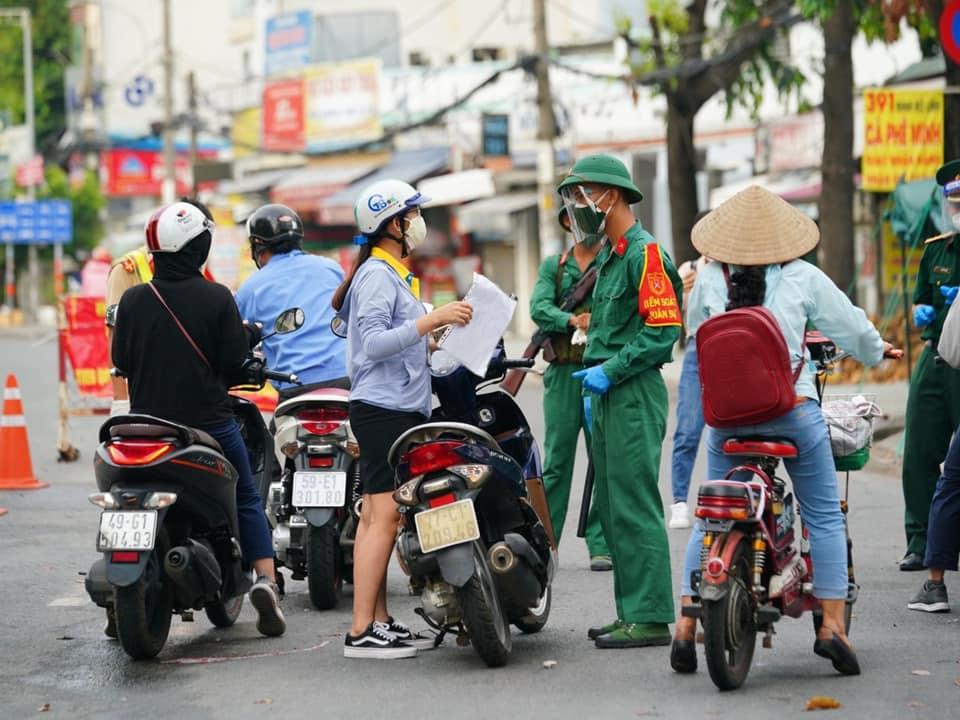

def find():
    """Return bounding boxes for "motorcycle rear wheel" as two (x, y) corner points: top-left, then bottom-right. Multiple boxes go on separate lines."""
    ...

(114, 534), (173, 660)
(307, 518), (341, 610)
(702, 538), (757, 691)
(460, 544), (512, 667)
(205, 593), (244, 628)
(513, 585), (551, 634)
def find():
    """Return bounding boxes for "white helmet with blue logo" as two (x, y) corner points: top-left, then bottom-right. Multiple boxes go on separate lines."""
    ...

(354, 179), (429, 236)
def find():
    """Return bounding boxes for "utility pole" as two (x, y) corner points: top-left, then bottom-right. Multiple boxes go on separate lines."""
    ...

(533, 0), (558, 262)
(161, 0), (176, 203)
(187, 70), (197, 197)
(22, 8), (37, 322)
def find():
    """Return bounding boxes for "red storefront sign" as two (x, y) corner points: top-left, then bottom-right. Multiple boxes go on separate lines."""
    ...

(100, 149), (216, 197)
(263, 79), (306, 152)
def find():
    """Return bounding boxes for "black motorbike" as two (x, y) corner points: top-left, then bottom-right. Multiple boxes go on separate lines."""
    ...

(388, 347), (555, 667)
(84, 309), (303, 660)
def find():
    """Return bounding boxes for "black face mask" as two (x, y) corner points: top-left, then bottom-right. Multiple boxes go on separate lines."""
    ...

(153, 232), (212, 281)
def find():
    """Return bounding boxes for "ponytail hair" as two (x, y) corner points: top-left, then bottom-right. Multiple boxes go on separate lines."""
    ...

(331, 242), (373, 311)
(725, 265), (767, 310)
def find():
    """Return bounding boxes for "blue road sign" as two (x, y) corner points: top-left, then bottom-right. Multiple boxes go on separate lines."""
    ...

(0, 200), (72, 244)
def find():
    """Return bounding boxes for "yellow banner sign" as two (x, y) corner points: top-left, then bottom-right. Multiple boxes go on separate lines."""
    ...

(862, 89), (943, 192)
(305, 58), (382, 150)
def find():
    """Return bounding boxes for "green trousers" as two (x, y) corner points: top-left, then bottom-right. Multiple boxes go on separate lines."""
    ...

(542, 363), (609, 557)
(591, 369), (674, 624)
(902, 346), (960, 555)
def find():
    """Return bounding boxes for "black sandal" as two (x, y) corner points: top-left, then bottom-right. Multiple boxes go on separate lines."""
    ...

(813, 633), (861, 676)
(670, 638), (697, 673)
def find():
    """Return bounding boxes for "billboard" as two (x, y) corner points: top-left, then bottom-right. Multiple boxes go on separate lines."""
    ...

(262, 79), (306, 152)
(305, 59), (382, 151)
(99, 148), (215, 197)
(862, 89), (943, 192)
(264, 11), (312, 78)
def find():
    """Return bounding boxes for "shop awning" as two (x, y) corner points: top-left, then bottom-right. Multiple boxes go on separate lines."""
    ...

(271, 163), (380, 214)
(219, 168), (294, 196)
(456, 192), (538, 239)
(710, 170), (822, 209)
(420, 169), (495, 208)
(316, 147), (450, 225)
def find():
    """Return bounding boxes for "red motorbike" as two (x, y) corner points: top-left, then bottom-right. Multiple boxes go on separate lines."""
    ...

(684, 333), (868, 690)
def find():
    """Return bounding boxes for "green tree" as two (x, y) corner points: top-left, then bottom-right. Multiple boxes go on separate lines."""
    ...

(626, 0), (803, 265)
(39, 164), (104, 252)
(0, 0), (70, 156)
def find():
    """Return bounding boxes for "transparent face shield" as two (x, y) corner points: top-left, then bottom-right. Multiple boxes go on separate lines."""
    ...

(559, 184), (609, 247)
(944, 179), (960, 233)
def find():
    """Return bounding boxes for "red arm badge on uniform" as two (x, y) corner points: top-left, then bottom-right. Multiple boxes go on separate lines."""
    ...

(639, 243), (682, 327)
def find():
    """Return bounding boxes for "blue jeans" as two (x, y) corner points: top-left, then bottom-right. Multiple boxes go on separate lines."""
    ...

(199, 419), (274, 566)
(680, 401), (848, 600)
(925, 426), (960, 572)
(671, 343), (705, 503)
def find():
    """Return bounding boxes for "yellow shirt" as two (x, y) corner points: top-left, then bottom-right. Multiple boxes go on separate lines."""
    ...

(371, 246), (420, 299)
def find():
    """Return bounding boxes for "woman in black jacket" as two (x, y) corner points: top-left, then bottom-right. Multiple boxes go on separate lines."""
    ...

(112, 199), (285, 638)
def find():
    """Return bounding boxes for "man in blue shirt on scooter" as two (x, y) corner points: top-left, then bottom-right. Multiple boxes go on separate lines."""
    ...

(236, 204), (348, 399)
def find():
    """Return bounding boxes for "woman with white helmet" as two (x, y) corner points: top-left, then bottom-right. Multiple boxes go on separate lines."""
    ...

(332, 179), (472, 659)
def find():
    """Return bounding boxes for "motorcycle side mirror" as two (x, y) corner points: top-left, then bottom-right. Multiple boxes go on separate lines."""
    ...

(330, 315), (347, 339)
(274, 308), (305, 334)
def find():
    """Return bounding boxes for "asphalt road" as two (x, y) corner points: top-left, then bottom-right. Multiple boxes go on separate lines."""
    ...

(0, 333), (957, 720)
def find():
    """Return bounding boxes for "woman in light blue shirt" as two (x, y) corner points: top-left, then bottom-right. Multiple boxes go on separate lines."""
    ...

(331, 179), (472, 660)
(670, 187), (901, 678)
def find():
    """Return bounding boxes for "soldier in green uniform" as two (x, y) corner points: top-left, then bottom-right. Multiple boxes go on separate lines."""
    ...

(530, 208), (611, 570)
(900, 159), (960, 571)
(559, 155), (683, 648)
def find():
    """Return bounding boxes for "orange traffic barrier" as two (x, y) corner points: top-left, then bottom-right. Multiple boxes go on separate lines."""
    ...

(0, 507), (7, 517)
(0, 373), (47, 490)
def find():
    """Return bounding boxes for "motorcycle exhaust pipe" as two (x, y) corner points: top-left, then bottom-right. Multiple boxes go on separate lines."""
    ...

(488, 542), (517, 574)
(164, 541), (222, 600)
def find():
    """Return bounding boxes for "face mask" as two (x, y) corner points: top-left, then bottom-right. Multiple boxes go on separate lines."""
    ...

(952, 212), (960, 229)
(403, 214), (427, 252)
(572, 189), (610, 239)
(581, 233), (603, 248)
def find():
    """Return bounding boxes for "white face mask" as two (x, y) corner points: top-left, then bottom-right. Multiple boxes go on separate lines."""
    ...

(952, 212), (960, 230)
(403, 214), (427, 252)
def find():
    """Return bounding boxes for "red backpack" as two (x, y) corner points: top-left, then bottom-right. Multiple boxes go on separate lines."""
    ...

(696, 265), (804, 428)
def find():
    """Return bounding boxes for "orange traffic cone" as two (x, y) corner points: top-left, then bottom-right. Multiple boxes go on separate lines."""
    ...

(0, 373), (47, 490)
(0, 507), (7, 517)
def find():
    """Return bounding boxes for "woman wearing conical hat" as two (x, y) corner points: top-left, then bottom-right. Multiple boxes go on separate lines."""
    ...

(670, 186), (902, 678)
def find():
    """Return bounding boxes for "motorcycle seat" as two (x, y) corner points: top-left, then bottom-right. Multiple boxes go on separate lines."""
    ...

(722, 437), (798, 458)
(108, 421), (223, 454)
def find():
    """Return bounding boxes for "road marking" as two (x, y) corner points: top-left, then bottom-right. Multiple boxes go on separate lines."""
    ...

(47, 596), (88, 607)
(160, 641), (331, 665)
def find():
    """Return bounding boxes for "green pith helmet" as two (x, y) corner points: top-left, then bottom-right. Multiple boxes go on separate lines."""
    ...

(557, 154), (644, 204)
(936, 159), (960, 187)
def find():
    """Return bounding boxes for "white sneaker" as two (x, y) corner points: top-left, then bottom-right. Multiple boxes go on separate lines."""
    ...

(669, 502), (691, 529)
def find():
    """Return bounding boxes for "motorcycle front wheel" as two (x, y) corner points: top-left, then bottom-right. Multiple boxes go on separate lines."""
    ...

(702, 538), (757, 691)
(307, 518), (341, 610)
(114, 532), (173, 660)
(460, 544), (512, 667)
(513, 584), (551, 634)
(205, 593), (244, 628)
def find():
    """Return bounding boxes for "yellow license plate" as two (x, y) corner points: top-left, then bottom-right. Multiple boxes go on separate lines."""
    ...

(414, 499), (480, 554)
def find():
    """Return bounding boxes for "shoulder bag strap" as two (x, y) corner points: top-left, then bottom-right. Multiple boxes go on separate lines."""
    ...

(147, 282), (212, 368)
(721, 263), (732, 291)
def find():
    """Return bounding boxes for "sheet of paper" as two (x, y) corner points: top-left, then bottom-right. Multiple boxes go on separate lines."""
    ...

(438, 273), (517, 376)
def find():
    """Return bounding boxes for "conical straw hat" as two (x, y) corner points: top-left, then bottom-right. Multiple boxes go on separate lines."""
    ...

(691, 185), (819, 265)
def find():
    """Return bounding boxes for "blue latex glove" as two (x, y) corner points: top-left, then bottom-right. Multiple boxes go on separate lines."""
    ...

(914, 304), (936, 329)
(572, 365), (612, 395)
(582, 396), (593, 437)
(941, 285), (959, 306)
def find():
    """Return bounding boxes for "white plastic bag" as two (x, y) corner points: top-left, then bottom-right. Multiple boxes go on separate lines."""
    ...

(821, 395), (881, 457)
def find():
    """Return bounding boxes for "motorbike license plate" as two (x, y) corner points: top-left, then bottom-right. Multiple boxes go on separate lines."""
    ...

(415, 499), (480, 554)
(292, 471), (347, 508)
(97, 511), (157, 551)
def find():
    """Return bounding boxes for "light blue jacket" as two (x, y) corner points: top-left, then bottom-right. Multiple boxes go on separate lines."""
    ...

(340, 258), (431, 418)
(687, 260), (885, 400)
(235, 250), (347, 389)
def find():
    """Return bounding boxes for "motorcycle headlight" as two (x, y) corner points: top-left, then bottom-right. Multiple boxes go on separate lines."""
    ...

(393, 477), (421, 507)
(449, 464), (491, 489)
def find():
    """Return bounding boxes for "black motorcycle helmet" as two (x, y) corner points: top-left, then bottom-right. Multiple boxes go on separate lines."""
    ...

(246, 204), (304, 266)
